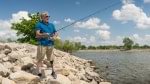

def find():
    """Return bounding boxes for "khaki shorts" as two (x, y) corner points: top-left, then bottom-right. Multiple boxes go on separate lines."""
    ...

(37, 45), (54, 62)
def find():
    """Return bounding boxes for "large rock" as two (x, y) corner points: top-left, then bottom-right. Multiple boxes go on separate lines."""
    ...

(21, 63), (34, 72)
(4, 49), (12, 55)
(71, 79), (81, 84)
(2, 57), (9, 62)
(80, 80), (90, 84)
(20, 57), (33, 65)
(9, 71), (40, 84)
(2, 62), (13, 69)
(90, 79), (97, 84)
(0, 76), (2, 83)
(8, 52), (21, 63)
(99, 82), (111, 84)
(0, 54), (6, 59)
(0, 64), (10, 77)
(48, 74), (71, 84)
(0, 45), (12, 55)
(85, 67), (100, 82)
(2, 78), (16, 84)
(10, 66), (21, 73)
(68, 73), (78, 81)
(56, 68), (70, 76)
(41, 68), (52, 78)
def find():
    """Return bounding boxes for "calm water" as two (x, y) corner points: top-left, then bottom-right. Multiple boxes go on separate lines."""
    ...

(73, 50), (150, 84)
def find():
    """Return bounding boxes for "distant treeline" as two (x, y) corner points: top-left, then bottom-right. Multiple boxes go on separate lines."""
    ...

(81, 44), (150, 50)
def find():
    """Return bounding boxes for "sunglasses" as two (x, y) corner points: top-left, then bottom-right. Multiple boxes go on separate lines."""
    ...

(45, 16), (50, 18)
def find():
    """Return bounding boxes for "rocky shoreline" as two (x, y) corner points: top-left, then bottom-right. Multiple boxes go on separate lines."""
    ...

(0, 43), (111, 84)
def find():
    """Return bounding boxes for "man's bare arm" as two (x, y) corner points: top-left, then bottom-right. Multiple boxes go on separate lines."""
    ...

(36, 30), (49, 39)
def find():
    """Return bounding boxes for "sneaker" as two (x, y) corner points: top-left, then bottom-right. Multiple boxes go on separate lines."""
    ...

(51, 72), (57, 79)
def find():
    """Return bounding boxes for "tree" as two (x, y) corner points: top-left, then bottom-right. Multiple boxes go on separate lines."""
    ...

(11, 13), (40, 45)
(80, 45), (86, 50)
(141, 45), (150, 49)
(62, 40), (76, 53)
(133, 43), (139, 49)
(74, 42), (82, 50)
(54, 39), (63, 50)
(88, 46), (97, 50)
(123, 37), (134, 50)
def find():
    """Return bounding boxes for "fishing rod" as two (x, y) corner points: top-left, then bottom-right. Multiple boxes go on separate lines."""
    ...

(56, 1), (121, 32)
(44, 0), (122, 40)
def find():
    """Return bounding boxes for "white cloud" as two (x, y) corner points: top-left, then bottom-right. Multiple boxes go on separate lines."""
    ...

(73, 29), (80, 32)
(99, 23), (110, 30)
(0, 30), (17, 42)
(53, 21), (60, 24)
(133, 34), (140, 39)
(131, 34), (150, 45)
(144, 0), (150, 3)
(113, 3), (150, 29)
(0, 11), (30, 42)
(64, 18), (75, 23)
(0, 20), (11, 30)
(10, 11), (30, 23)
(69, 36), (97, 45)
(0, 20), (16, 41)
(96, 30), (111, 40)
(89, 36), (96, 43)
(0, 20), (17, 42)
(70, 36), (87, 43)
(74, 17), (110, 30)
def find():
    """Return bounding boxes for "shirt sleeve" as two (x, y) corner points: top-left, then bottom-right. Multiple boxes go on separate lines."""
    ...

(52, 24), (57, 33)
(35, 22), (41, 31)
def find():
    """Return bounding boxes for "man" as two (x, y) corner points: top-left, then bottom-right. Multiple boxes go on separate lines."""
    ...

(35, 12), (57, 79)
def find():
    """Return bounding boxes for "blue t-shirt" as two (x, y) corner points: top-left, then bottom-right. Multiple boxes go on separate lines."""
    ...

(36, 21), (56, 46)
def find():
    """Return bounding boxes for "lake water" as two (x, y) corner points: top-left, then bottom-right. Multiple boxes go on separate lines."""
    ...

(72, 50), (150, 84)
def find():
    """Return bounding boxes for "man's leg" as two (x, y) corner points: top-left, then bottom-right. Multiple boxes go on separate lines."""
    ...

(36, 45), (46, 76)
(46, 46), (57, 79)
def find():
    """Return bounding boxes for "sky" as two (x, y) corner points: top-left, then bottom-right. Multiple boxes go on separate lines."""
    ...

(0, 0), (150, 45)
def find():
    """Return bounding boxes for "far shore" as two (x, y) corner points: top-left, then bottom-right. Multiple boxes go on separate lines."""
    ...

(78, 49), (150, 52)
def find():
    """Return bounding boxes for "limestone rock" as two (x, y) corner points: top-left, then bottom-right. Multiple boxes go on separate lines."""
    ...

(99, 82), (111, 84)
(10, 66), (21, 73)
(71, 79), (81, 84)
(0, 76), (2, 83)
(21, 57), (33, 65)
(56, 68), (70, 76)
(41, 68), (52, 78)
(9, 71), (40, 84)
(2, 78), (16, 84)
(4, 49), (12, 55)
(0, 64), (10, 77)
(8, 52), (20, 63)
(2, 57), (9, 62)
(80, 80), (90, 84)
(90, 79), (97, 84)
(49, 74), (71, 84)
(2, 62), (13, 69)
(0, 54), (6, 59)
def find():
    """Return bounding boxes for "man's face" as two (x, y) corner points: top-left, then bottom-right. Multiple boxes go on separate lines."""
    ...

(42, 14), (50, 23)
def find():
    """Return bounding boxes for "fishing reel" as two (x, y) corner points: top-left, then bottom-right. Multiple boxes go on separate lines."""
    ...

(45, 33), (59, 41)
(44, 33), (55, 41)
